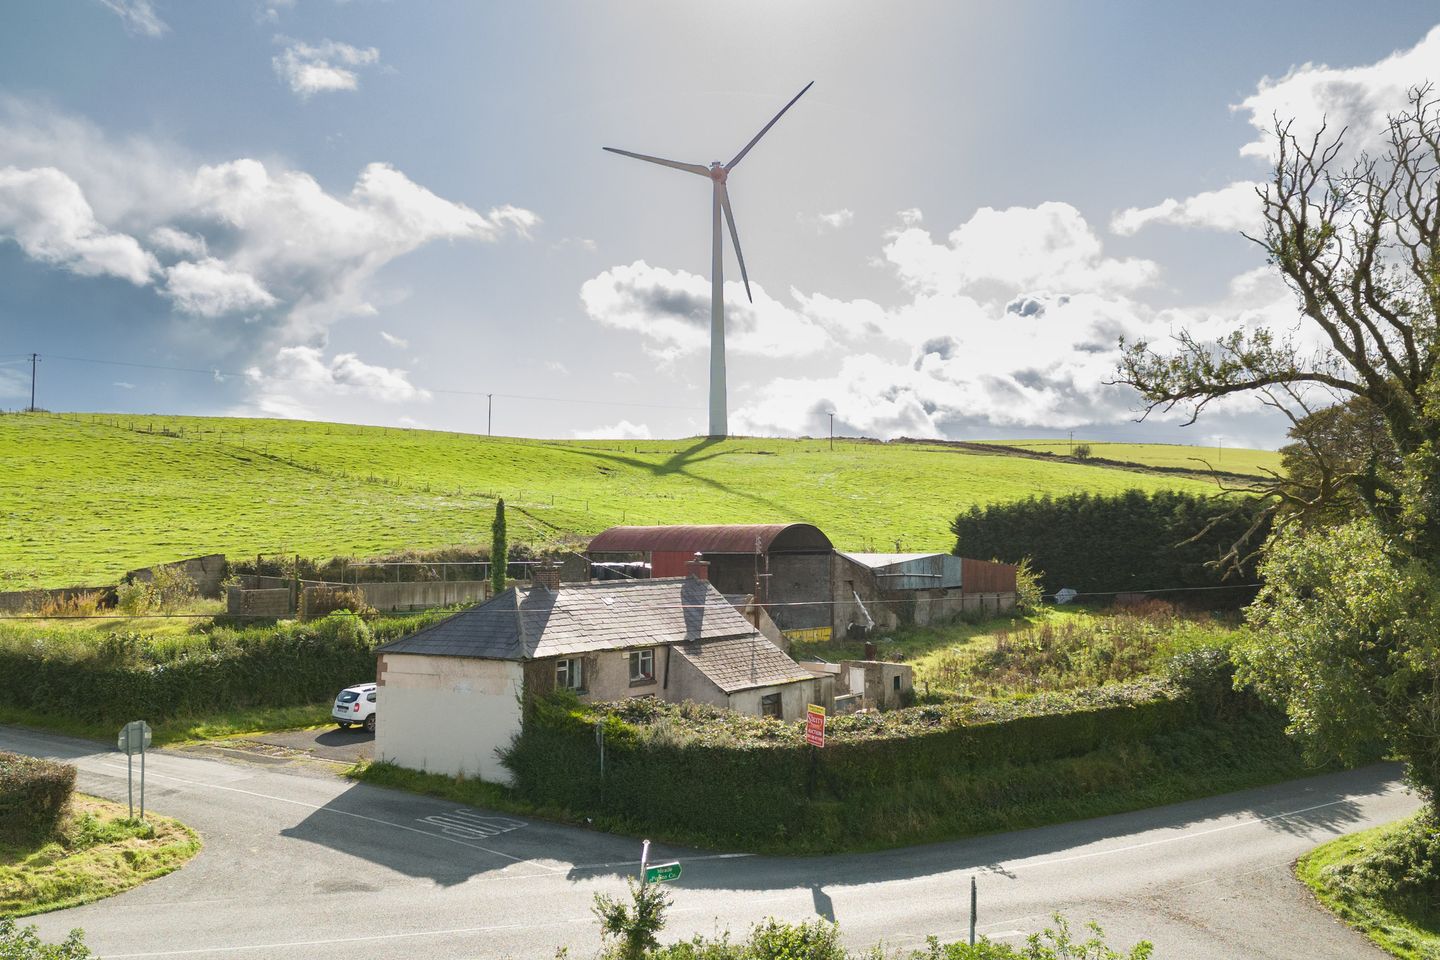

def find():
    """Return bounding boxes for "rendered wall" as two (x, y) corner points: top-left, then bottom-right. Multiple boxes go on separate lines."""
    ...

(375, 653), (524, 785)
(728, 680), (815, 721)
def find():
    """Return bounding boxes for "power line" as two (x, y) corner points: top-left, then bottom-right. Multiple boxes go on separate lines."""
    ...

(39, 353), (702, 412)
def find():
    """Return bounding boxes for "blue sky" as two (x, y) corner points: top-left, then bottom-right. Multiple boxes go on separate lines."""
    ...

(1, 1), (1437, 447)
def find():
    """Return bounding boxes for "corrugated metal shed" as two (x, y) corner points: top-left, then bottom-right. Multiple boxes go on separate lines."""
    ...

(840, 552), (963, 590)
(587, 524), (833, 555)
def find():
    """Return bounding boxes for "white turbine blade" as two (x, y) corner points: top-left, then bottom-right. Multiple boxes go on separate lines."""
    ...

(603, 147), (710, 177)
(719, 183), (751, 303)
(725, 81), (814, 171)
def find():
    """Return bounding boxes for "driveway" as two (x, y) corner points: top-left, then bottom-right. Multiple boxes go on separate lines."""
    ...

(3, 725), (1420, 960)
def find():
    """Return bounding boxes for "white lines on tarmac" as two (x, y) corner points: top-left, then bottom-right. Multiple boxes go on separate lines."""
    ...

(87, 759), (552, 869)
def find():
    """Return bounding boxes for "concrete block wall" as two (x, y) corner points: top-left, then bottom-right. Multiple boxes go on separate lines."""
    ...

(127, 554), (228, 598)
(227, 587), (293, 617)
(353, 580), (490, 612)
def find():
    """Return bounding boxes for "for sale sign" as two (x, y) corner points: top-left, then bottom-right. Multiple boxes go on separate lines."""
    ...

(805, 704), (826, 748)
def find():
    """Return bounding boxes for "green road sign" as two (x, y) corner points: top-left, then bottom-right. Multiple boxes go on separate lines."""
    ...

(644, 861), (681, 884)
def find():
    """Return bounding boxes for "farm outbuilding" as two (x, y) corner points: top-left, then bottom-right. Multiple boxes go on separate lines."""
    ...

(586, 523), (834, 637)
(831, 552), (1017, 639)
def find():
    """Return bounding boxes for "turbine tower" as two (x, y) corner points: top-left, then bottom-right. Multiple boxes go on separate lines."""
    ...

(605, 82), (814, 438)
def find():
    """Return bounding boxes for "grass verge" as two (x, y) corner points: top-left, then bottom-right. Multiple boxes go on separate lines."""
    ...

(1297, 816), (1440, 960)
(349, 714), (1325, 855)
(0, 703), (332, 747)
(0, 794), (200, 917)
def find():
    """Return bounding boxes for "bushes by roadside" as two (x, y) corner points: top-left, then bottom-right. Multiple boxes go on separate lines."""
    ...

(499, 678), (1308, 853)
(0, 753), (75, 843)
(0, 605), (460, 729)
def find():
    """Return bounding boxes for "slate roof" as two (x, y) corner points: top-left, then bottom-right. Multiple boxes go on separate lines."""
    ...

(374, 577), (761, 661)
(672, 635), (817, 694)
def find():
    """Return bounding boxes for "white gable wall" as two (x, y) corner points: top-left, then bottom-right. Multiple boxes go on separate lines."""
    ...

(375, 653), (523, 785)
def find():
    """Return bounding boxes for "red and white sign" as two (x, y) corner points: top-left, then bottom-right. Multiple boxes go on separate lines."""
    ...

(804, 704), (826, 748)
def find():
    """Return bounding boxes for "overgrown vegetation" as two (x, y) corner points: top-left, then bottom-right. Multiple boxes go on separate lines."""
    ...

(0, 755), (74, 845)
(951, 490), (1270, 594)
(494, 670), (1309, 853)
(0, 605), (460, 732)
(0, 794), (200, 918)
(1297, 814), (1440, 959)
(115, 565), (198, 616)
(0, 919), (93, 959)
(590, 875), (1152, 959)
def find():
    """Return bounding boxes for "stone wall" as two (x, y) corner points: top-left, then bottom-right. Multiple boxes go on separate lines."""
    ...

(126, 554), (228, 598)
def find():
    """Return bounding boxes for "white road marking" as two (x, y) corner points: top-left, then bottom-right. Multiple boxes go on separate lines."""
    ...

(84, 758), (552, 868)
(418, 810), (527, 839)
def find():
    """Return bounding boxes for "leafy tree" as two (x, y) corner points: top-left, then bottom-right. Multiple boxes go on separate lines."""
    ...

(1116, 87), (1440, 810)
(491, 498), (508, 594)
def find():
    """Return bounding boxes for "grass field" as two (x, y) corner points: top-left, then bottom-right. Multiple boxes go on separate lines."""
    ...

(981, 439), (1283, 477)
(3, 412), (1250, 589)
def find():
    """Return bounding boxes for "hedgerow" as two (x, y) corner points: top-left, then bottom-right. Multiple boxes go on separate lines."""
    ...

(501, 678), (1298, 852)
(0, 753), (75, 843)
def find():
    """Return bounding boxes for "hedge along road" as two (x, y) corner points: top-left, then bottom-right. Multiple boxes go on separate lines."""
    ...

(2, 725), (1420, 960)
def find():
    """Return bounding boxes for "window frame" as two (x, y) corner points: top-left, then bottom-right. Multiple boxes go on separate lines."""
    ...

(556, 657), (585, 692)
(628, 648), (655, 684)
(759, 692), (783, 719)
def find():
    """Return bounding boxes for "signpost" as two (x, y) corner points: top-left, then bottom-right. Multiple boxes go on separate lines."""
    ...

(805, 704), (826, 748)
(116, 720), (152, 820)
(638, 838), (681, 887)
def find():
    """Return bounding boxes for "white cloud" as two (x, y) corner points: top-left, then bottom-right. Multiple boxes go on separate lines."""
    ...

(272, 38), (381, 99)
(802, 208), (854, 232)
(0, 99), (538, 342)
(97, 0), (168, 37)
(246, 346), (432, 411)
(1236, 25), (1440, 160)
(0, 369), (27, 401)
(573, 420), (652, 440)
(884, 201), (1159, 297)
(148, 225), (207, 258)
(896, 208), (923, 226)
(1111, 181), (1262, 236)
(163, 257), (277, 316)
(0, 166), (157, 284)
(544, 360), (569, 376)
(113, 381), (135, 389)
(379, 330), (408, 348)
(580, 260), (832, 360)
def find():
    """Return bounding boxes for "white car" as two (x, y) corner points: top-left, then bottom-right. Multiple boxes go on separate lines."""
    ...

(333, 683), (377, 733)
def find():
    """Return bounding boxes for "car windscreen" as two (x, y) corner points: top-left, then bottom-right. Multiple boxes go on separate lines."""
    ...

(338, 691), (360, 703)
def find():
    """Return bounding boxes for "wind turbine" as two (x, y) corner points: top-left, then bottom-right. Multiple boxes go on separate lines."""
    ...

(605, 81), (814, 438)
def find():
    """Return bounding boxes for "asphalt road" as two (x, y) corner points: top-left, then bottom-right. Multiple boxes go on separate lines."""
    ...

(5, 724), (1420, 959)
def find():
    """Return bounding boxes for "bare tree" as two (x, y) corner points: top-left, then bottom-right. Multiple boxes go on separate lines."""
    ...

(1117, 85), (1440, 555)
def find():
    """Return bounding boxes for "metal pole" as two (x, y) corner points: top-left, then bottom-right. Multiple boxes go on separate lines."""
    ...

(487, 394), (493, 436)
(709, 181), (727, 437)
(828, 412), (834, 451)
(640, 839), (651, 889)
(127, 749), (133, 819)
(28, 353), (39, 412)
(139, 741), (146, 821)
(969, 875), (977, 945)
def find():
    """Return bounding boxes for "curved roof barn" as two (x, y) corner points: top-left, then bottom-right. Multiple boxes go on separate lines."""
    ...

(586, 523), (833, 555)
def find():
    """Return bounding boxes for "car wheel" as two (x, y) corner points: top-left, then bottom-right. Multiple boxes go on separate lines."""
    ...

(337, 722), (351, 729)
(363, 714), (376, 733)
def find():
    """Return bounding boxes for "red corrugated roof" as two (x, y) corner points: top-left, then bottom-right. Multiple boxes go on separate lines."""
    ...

(587, 523), (833, 555)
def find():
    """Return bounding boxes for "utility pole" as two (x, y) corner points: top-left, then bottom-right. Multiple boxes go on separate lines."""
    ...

(828, 411), (834, 451)
(487, 393), (493, 436)
(27, 353), (39, 412)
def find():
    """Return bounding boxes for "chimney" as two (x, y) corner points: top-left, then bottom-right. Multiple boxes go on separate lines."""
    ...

(532, 558), (561, 592)
(686, 552), (710, 582)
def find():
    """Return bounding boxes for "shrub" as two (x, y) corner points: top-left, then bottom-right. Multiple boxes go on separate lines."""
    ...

(594, 878), (672, 960)
(115, 565), (198, 615)
(1329, 813), (1440, 920)
(27, 591), (105, 618)
(0, 752), (75, 842)
(1013, 557), (1043, 614)
(301, 586), (375, 622)
(0, 919), (93, 960)
(1072, 443), (1092, 460)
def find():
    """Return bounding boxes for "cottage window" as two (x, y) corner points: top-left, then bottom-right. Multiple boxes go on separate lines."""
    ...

(760, 693), (782, 719)
(556, 657), (584, 691)
(629, 649), (655, 683)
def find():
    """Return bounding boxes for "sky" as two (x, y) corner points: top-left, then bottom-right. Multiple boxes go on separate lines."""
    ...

(1, 1), (1437, 449)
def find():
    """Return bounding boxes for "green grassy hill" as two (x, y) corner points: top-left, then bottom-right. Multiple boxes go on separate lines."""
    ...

(1, 413), (1256, 589)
